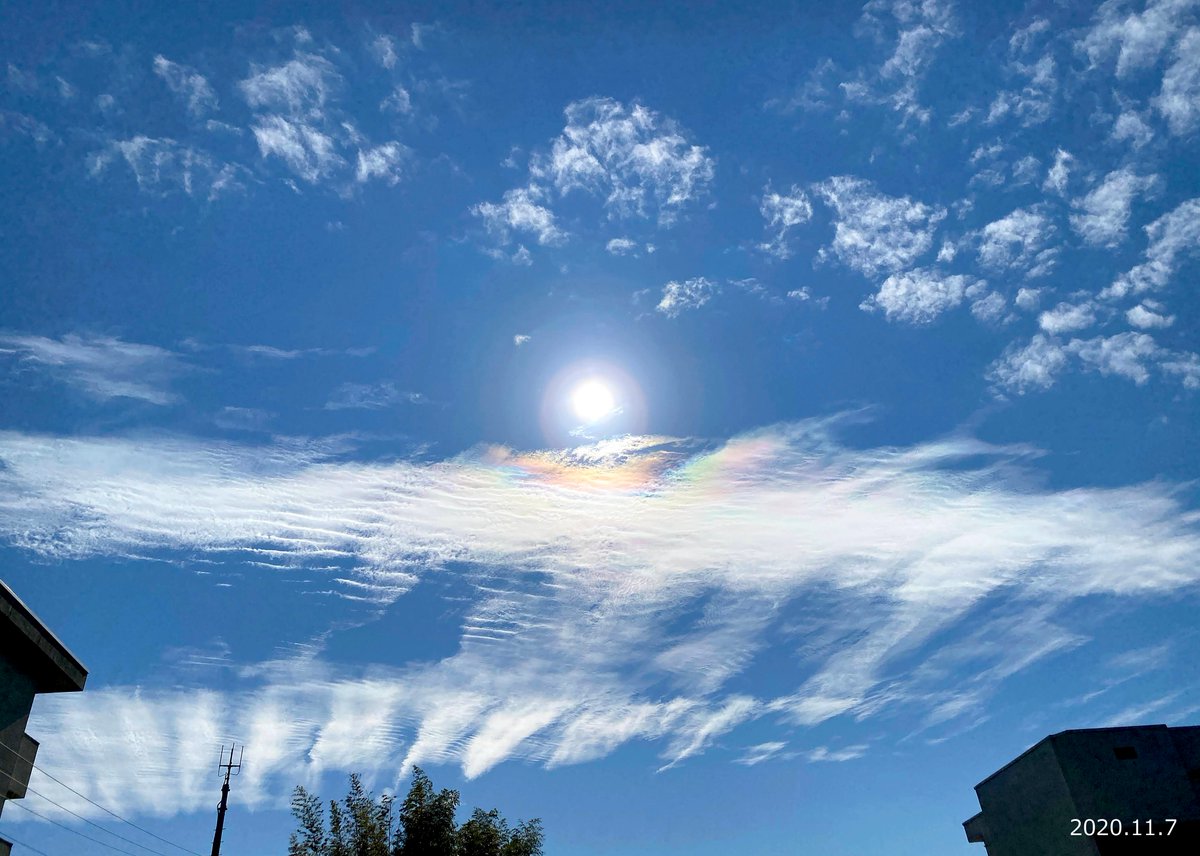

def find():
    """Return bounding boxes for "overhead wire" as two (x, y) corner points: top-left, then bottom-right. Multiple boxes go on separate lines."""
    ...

(0, 766), (172, 856)
(0, 737), (202, 856)
(8, 801), (151, 856)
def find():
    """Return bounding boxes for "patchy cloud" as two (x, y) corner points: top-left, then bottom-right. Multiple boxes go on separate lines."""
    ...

(1102, 197), (1200, 299)
(976, 207), (1058, 278)
(758, 184), (813, 259)
(89, 136), (244, 199)
(1154, 27), (1200, 134)
(153, 55), (218, 117)
(1038, 301), (1098, 335)
(656, 278), (719, 317)
(531, 97), (715, 225)
(473, 186), (566, 248)
(860, 268), (982, 324)
(1078, 0), (1198, 78)
(1069, 169), (1160, 247)
(814, 176), (946, 278)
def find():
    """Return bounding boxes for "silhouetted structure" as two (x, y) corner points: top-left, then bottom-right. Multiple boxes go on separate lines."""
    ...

(0, 580), (88, 856)
(964, 724), (1200, 854)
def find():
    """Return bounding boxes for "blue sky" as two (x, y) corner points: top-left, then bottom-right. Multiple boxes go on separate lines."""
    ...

(1, 0), (1199, 853)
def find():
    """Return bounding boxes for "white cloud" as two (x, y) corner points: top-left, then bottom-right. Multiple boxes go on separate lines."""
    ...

(355, 142), (408, 186)
(1078, 0), (1198, 77)
(249, 116), (344, 184)
(0, 333), (186, 405)
(1039, 301), (1098, 335)
(1126, 303), (1175, 328)
(371, 34), (400, 70)
(380, 85), (412, 114)
(325, 382), (424, 410)
(153, 55), (218, 117)
(1103, 197), (1200, 298)
(1161, 353), (1200, 388)
(1015, 287), (1041, 311)
(735, 741), (792, 766)
(758, 184), (813, 259)
(3, 419), (1200, 811)
(1043, 148), (1073, 195)
(987, 335), (1070, 393)
(814, 176), (946, 278)
(985, 54), (1058, 127)
(656, 278), (719, 317)
(805, 745), (868, 763)
(513, 334), (532, 347)
(238, 53), (340, 119)
(970, 290), (1008, 324)
(530, 97), (715, 225)
(605, 237), (638, 255)
(1154, 27), (1200, 134)
(976, 207), (1058, 277)
(1011, 155), (1041, 185)
(1111, 110), (1155, 148)
(472, 186), (566, 248)
(89, 136), (244, 200)
(860, 268), (979, 323)
(1067, 332), (1162, 384)
(1070, 169), (1160, 247)
(856, 0), (958, 124)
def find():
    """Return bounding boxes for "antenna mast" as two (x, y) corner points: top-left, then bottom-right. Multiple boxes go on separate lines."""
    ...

(210, 744), (243, 856)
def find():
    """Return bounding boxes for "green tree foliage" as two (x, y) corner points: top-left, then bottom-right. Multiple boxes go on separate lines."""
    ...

(288, 767), (544, 856)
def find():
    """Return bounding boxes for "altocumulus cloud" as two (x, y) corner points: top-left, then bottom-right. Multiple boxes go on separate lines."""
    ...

(4, 417), (1200, 817)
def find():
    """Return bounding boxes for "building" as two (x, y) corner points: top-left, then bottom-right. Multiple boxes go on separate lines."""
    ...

(0, 579), (88, 856)
(964, 724), (1200, 855)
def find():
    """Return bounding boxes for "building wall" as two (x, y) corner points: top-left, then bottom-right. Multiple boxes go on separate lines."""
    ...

(1054, 728), (1200, 828)
(0, 656), (37, 817)
(974, 738), (1099, 856)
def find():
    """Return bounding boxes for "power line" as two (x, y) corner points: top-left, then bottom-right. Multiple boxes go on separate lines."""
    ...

(0, 766), (172, 856)
(8, 801), (148, 856)
(0, 737), (201, 856)
(0, 829), (57, 856)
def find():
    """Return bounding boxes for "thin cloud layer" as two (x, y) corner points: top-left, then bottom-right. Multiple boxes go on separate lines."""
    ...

(0, 333), (187, 405)
(4, 420), (1199, 816)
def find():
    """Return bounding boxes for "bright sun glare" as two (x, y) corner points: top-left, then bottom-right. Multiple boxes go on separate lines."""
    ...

(571, 380), (615, 423)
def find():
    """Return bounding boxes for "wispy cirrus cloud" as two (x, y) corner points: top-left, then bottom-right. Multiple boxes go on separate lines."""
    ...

(0, 332), (188, 405)
(153, 55), (218, 117)
(325, 382), (426, 410)
(3, 417), (1200, 816)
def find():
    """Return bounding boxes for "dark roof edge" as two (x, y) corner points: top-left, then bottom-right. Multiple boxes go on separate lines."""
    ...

(0, 579), (88, 685)
(973, 723), (1175, 789)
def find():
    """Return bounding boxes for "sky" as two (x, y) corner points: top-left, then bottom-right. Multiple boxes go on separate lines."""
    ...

(1, 0), (1199, 854)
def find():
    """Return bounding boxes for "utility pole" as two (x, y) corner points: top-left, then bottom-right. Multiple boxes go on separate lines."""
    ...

(210, 744), (243, 856)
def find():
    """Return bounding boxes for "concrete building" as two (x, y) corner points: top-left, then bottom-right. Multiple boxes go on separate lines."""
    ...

(0, 579), (88, 855)
(964, 724), (1200, 855)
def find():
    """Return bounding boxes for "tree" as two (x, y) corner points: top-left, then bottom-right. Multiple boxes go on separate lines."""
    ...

(287, 767), (544, 856)
(288, 787), (326, 856)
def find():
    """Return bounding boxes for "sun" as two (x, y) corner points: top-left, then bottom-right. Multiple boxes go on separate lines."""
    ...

(571, 379), (615, 423)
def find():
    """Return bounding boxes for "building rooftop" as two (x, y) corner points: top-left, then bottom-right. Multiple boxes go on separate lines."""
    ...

(0, 579), (87, 693)
(972, 723), (1198, 788)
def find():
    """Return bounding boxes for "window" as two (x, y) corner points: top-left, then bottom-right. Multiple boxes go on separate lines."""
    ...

(1113, 746), (1138, 760)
